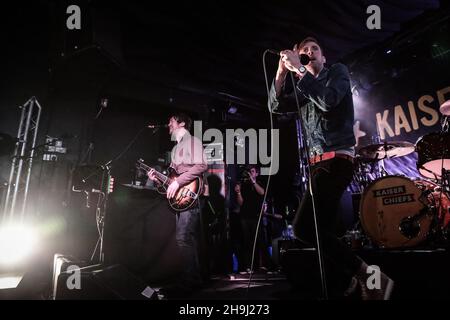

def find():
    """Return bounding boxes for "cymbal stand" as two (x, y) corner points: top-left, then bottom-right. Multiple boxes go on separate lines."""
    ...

(437, 118), (450, 238)
(379, 141), (389, 177)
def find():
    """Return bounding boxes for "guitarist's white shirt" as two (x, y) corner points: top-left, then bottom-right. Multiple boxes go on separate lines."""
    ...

(170, 131), (208, 187)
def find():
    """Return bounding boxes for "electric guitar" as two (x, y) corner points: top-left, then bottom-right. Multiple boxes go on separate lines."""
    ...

(136, 159), (203, 212)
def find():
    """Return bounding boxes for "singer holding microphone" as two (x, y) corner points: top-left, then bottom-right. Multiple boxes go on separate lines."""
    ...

(268, 37), (394, 299)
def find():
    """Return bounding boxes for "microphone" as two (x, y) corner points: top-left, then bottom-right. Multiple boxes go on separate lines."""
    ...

(147, 124), (168, 129)
(267, 49), (282, 56)
(299, 54), (311, 65)
(100, 98), (108, 108)
(267, 49), (311, 65)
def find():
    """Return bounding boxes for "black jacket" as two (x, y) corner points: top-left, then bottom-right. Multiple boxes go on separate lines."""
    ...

(268, 63), (356, 157)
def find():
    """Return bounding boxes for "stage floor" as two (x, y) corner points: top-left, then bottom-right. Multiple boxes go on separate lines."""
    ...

(1, 247), (449, 300)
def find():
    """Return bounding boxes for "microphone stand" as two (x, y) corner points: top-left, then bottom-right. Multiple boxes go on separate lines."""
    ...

(79, 125), (154, 264)
(288, 72), (328, 300)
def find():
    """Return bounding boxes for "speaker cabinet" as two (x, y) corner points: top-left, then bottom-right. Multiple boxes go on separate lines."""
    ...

(53, 255), (157, 300)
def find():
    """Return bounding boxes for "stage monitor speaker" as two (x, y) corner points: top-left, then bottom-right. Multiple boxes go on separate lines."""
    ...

(279, 240), (350, 297)
(53, 260), (158, 300)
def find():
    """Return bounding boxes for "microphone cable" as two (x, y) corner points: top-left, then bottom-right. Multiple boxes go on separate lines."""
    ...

(243, 50), (281, 297)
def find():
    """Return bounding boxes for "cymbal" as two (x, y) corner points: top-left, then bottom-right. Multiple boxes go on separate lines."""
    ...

(440, 100), (450, 116)
(357, 141), (415, 160)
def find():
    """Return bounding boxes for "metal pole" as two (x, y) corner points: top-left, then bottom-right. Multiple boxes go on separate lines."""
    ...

(21, 99), (42, 220)
(3, 104), (27, 221)
(10, 98), (34, 219)
(2, 97), (42, 223)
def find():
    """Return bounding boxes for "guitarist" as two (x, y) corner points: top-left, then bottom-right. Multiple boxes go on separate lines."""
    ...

(147, 113), (207, 298)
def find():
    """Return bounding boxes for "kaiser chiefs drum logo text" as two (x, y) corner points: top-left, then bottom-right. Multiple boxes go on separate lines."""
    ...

(372, 185), (415, 205)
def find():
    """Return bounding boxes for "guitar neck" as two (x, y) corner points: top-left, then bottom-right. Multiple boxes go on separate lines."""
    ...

(139, 163), (169, 183)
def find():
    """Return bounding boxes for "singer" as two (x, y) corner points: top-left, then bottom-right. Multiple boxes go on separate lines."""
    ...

(268, 37), (394, 299)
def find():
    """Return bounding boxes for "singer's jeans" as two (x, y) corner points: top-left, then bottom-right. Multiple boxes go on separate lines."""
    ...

(292, 157), (361, 295)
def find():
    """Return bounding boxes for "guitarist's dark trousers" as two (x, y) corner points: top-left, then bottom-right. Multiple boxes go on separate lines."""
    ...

(175, 206), (203, 291)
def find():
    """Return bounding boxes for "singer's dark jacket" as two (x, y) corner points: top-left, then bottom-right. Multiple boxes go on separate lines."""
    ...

(268, 63), (356, 158)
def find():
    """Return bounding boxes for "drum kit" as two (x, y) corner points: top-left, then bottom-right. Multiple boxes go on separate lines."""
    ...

(351, 101), (450, 249)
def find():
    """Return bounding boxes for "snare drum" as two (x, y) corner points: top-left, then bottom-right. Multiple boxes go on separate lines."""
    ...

(416, 132), (450, 179)
(360, 176), (434, 248)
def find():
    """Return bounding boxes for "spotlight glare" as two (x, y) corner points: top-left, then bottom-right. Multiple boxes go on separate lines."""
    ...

(0, 274), (24, 289)
(0, 224), (38, 266)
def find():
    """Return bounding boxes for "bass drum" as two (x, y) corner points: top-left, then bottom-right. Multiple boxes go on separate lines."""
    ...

(360, 176), (434, 248)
